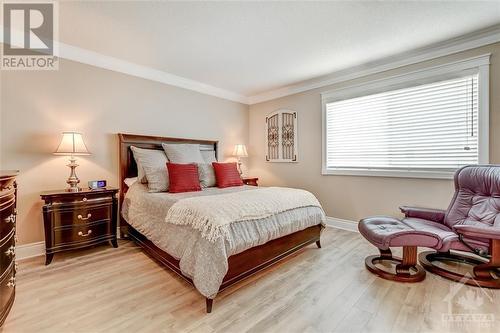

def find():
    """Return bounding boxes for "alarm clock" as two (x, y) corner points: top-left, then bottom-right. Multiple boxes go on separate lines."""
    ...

(88, 180), (107, 190)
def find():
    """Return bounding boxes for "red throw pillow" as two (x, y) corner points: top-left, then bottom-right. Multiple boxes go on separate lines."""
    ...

(167, 163), (201, 193)
(212, 162), (244, 188)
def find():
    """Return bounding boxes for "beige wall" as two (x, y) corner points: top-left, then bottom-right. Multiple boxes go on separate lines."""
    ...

(248, 43), (500, 221)
(0, 59), (249, 245)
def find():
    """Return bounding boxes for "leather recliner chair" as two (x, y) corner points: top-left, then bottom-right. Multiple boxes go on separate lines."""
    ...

(358, 165), (500, 287)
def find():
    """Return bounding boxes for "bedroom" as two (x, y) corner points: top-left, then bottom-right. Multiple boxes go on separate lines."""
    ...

(1, 1), (500, 332)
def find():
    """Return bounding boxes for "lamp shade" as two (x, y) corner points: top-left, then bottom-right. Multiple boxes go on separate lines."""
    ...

(54, 132), (90, 155)
(232, 144), (248, 158)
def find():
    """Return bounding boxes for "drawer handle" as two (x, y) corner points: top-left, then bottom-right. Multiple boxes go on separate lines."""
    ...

(7, 277), (15, 288)
(1, 185), (13, 191)
(5, 214), (16, 224)
(5, 245), (15, 257)
(77, 213), (92, 221)
(82, 197), (88, 202)
(78, 230), (92, 237)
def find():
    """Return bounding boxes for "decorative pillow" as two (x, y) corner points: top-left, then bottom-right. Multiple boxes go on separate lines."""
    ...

(212, 162), (244, 188)
(201, 150), (217, 163)
(130, 146), (150, 183)
(167, 163), (202, 193)
(162, 143), (205, 164)
(198, 163), (216, 188)
(124, 177), (138, 187)
(130, 147), (169, 192)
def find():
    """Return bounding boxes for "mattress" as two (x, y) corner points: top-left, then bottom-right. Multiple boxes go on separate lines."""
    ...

(122, 183), (325, 298)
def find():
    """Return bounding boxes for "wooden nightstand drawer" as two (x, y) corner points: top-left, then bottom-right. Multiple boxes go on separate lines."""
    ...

(0, 232), (15, 274)
(46, 192), (114, 206)
(53, 204), (111, 228)
(53, 220), (112, 246)
(0, 196), (16, 240)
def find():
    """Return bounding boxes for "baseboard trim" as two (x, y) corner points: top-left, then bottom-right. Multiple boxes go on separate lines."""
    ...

(325, 217), (358, 233)
(16, 241), (45, 261)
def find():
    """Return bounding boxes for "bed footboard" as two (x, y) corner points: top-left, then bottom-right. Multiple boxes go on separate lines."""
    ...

(121, 220), (322, 313)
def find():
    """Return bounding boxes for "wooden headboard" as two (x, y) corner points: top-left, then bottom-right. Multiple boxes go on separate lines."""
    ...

(118, 133), (218, 206)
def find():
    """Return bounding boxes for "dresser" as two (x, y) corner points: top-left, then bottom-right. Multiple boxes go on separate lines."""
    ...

(0, 171), (18, 327)
(40, 188), (118, 265)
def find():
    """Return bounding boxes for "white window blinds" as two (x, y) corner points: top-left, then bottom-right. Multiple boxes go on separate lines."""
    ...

(325, 74), (479, 173)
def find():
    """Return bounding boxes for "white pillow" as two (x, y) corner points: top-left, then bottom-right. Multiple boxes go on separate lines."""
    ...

(198, 163), (216, 188)
(130, 147), (169, 192)
(201, 150), (217, 163)
(162, 143), (205, 163)
(124, 177), (138, 187)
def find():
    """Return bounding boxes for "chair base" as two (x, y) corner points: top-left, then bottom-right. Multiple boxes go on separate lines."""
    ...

(419, 250), (500, 289)
(365, 247), (426, 283)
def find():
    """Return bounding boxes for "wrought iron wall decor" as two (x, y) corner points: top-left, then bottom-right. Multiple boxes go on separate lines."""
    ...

(266, 110), (298, 162)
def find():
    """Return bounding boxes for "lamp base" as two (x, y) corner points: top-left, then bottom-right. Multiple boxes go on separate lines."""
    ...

(237, 159), (243, 176)
(66, 157), (81, 192)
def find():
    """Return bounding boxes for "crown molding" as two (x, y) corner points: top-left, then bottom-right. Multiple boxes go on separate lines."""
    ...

(248, 24), (500, 105)
(56, 42), (250, 104)
(0, 27), (249, 104)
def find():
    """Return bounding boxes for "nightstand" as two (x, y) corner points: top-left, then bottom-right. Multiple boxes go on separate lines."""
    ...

(40, 188), (118, 265)
(242, 177), (259, 186)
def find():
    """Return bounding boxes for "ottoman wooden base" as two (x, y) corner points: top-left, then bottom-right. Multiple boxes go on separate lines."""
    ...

(419, 250), (500, 289)
(365, 247), (426, 283)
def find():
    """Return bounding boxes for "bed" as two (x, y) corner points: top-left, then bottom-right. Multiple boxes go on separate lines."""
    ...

(118, 133), (325, 313)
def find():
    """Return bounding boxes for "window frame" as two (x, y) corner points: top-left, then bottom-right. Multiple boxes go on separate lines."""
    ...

(321, 54), (490, 179)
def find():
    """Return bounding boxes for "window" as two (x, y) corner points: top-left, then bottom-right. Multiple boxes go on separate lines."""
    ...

(322, 55), (489, 179)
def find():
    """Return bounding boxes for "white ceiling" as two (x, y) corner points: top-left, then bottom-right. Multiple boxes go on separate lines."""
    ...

(59, 1), (500, 99)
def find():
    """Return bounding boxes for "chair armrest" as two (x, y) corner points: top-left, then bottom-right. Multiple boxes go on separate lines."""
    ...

(399, 206), (446, 223)
(453, 225), (500, 240)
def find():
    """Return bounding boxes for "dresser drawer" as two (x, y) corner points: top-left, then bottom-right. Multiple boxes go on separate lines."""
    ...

(53, 204), (111, 228)
(0, 263), (15, 317)
(0, 177), (15, 196)
(0, 196), (16, 240)
(0, 232), (15, 274)
(53, 220), (112, 246)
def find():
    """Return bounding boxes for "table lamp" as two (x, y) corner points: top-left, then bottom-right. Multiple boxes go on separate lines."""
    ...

(232, 144), (248, 175)
(53, 132), (90, 192)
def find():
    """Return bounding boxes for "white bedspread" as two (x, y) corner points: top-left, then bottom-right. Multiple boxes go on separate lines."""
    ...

(166, 187), (323, 243)
(122, 184), (326, 298)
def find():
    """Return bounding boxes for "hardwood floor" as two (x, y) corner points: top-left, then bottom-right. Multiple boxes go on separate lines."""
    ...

(3, 228), (499, 333)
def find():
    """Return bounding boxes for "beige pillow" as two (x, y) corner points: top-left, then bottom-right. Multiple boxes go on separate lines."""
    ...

(201, 150), (217, 163)
(162, 143), (205, 163)
(199, 150), (217, 187)
(198, 163), (216, 188)
(130, 146), (169, 192)
(130, 146), (148, 183)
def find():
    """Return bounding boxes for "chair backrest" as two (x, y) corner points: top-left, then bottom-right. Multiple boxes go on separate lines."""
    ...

(444, 165), (500, 229)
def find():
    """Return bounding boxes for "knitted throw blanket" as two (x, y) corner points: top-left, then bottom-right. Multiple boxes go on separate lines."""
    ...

(165, 187), (323, 242)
